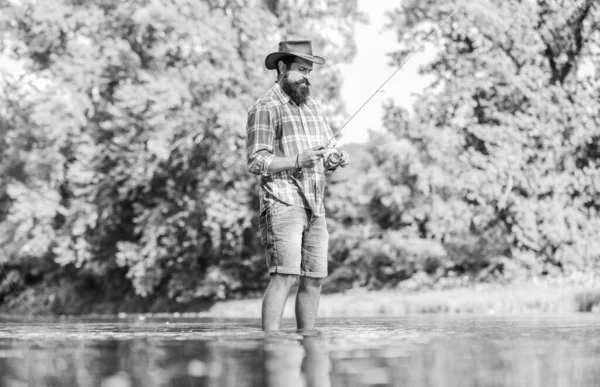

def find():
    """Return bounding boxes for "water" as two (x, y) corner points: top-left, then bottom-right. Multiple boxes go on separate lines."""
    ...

(0, 314), (598, 387)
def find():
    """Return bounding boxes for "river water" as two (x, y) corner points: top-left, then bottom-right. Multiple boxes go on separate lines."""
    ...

(0, 314), (598, 386)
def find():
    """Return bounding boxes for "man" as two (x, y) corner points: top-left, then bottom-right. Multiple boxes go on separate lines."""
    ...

(246, 40), (349, 331)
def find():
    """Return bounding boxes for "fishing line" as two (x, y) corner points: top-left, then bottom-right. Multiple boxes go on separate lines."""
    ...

(326, 4), (463, 147)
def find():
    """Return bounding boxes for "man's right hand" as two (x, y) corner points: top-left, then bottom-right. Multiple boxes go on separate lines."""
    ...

(297, 146), (328, 168)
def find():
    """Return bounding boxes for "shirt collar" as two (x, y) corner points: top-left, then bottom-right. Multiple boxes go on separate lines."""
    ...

(272, 82), (291, 105)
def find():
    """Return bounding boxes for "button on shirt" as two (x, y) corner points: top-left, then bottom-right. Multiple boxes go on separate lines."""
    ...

(246, 82), (336, 216)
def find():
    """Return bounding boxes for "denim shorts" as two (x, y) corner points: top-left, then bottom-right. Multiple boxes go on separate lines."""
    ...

(259, 202), (329, 278)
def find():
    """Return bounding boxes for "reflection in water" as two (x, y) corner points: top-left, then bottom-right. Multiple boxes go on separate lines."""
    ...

(0, 315), (598, 386)
(263, 333), (331, 387)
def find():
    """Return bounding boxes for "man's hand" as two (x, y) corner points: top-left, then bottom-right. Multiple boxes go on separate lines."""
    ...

(298, 146), (328, 168)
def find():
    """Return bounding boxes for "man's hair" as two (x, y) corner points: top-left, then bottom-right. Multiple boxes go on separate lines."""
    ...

(276, 56), (297, 76)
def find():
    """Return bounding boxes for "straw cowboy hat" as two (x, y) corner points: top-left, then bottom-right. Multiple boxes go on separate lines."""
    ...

(265, 40), (326, 70)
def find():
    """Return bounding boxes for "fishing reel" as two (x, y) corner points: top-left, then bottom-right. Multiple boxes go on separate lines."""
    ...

(293, 146), (344, 179)
(322, 147), (345, 171)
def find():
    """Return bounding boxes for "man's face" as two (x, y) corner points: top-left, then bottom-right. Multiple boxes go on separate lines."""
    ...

(281, 58), (313, 106)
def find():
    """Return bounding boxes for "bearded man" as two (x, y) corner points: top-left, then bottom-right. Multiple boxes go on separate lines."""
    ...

(246, 40), (349, 331)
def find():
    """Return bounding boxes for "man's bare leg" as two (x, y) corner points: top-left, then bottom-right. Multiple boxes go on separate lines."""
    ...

(262, 274), (299, 331)
(295, 277), (323, 330)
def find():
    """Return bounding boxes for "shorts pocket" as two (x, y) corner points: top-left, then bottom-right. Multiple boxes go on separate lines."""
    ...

(259, 208), (269, 246)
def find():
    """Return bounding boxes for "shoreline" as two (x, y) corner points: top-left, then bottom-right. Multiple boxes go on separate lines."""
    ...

(0, 282), (598, 319)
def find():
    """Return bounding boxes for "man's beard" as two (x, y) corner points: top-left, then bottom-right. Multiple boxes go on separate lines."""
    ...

(281, 74), (310, 106)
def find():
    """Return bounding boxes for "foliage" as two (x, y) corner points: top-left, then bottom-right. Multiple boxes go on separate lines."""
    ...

(325, 0), (600, 292)
(1, 0), (598, 312)
(0, 0), (360, 310)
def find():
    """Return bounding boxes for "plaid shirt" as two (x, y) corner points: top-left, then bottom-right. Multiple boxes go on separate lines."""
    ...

(246, 82), (336, 216)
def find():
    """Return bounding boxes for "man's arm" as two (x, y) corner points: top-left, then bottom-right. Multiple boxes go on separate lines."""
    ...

(246, 105), (327, 175)
(265, 156), (297, 173)
(246, 105), (276, 176)
(268, 147), (328, 173)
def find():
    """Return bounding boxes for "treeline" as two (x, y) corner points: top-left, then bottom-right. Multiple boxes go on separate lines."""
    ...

(325, 0), (600, 291)
(0, 0), (598, 314)
(0, 0), (359, 313)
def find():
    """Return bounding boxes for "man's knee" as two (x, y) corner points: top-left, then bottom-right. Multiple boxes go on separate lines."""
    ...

(299, 276), (323, 290)
(271, 273), (299, 288)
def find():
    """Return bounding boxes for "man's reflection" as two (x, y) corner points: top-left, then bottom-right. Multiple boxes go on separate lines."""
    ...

(264, 332), (331, 387)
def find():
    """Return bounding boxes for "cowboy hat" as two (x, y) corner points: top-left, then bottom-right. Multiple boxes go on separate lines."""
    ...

(265, 40), (326, 70)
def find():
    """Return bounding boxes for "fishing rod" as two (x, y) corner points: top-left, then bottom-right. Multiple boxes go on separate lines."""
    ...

(325, 5), (462, 149)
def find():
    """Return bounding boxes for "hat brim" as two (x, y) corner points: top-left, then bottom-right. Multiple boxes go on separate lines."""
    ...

(265, 52), (326, 70)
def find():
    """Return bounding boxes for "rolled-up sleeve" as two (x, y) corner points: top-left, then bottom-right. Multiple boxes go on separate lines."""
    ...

(246, 103), (276, 176)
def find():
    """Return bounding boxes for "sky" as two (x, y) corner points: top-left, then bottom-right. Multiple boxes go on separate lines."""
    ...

(337, 0), (433, 144)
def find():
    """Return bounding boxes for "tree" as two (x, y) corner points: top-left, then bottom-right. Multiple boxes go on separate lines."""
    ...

(386, 0), (597, 282)
(325, 0), (599, 292)
(0, 0), (361, 312)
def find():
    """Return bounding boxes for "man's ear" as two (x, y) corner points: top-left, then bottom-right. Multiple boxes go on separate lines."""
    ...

(277, 61), (287, 74)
